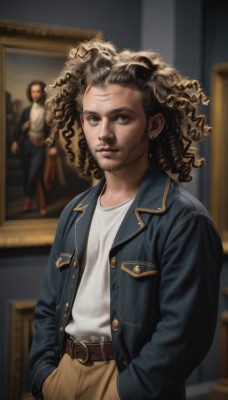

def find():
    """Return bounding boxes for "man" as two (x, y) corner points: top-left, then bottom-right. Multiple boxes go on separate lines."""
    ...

(11, 80), (50, 216)
(30, 39), (223, 400)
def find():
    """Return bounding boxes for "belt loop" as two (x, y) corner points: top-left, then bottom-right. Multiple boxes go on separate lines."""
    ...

(100, 339), (107, 362)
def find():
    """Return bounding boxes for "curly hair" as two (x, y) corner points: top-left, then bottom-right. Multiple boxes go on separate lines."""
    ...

(45, 39), (211, 182)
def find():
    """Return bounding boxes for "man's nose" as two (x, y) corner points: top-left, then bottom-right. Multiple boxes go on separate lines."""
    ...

(98, 120), (114, 141)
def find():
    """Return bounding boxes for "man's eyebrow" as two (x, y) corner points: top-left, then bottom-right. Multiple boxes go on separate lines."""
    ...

(82, 107), (135, 115)
(82, 110), (98, 115)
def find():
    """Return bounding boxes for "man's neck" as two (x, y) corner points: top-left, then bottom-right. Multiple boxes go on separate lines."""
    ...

(100, 162), (149, 208)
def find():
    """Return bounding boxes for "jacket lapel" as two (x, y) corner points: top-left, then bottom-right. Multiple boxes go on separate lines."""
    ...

(73, 180), (104, 263)
(72, 164), (171, 259)
(111, 165), (171, 249)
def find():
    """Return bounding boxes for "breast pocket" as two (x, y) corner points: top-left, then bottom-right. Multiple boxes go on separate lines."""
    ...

(119, 261), (159, 326)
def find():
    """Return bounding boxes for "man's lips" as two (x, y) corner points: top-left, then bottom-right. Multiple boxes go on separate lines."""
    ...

(96, 147), (118, 153)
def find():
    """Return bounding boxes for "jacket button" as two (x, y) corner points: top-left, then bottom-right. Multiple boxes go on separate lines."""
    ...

(59, 326), (64, 335)
(64, 302), (70, 312)
(56, 257), (62, 267)
(73, 261), (77, 267)
(133, 265), (142, 275)
(112, 319), (120, 331)
(110, 257), (117, 268)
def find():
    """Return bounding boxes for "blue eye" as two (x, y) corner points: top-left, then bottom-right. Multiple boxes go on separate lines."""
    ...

(116, 114), (130, 123)
(87, 115), (100, 125)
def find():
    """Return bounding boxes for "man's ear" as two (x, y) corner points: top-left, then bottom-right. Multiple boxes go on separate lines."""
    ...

(148, 113), (165, 139)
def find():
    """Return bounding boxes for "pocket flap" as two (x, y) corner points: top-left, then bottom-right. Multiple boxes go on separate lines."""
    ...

(121, 261), (159, 278)
(55, 253), (73, 268)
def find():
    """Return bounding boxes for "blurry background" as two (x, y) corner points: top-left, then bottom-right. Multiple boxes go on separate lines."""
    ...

(0, 0), (228, 399)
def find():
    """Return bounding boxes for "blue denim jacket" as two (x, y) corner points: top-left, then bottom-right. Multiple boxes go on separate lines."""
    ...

(30, 165), (223, 400)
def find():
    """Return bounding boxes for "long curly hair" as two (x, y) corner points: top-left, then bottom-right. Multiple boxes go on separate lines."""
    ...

(45, 39), (211, 182)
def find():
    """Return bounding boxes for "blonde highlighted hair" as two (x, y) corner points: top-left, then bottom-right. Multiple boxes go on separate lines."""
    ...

(45, 39), (211, 182)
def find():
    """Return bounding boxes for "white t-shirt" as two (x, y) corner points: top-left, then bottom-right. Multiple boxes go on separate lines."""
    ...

(65, 195), (135, 342)
(28, 102), (45, 139)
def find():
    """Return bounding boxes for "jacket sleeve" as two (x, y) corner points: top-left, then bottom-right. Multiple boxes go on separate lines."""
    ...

(29, 200), (77, 399)
(118, 212), (223, 400)
(12, 108), (29, 142)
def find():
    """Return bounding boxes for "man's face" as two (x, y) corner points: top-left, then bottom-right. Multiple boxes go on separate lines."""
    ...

(30, 84), (43, 103)
(81, 84), (152, 176)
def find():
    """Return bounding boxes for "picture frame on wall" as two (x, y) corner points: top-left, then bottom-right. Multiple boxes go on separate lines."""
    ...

(8, 300), (36, 400)
(0, 20), (102, 248)
(211, 63), (228, 253)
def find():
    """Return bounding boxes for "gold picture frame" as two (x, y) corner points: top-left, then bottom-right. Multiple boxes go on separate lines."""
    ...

(0, 20), (102, 248)
(211, 63), (228, 253)
(8, 300), (36, 400)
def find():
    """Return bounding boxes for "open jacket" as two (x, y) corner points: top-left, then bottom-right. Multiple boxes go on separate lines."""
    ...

(30, 165), (223, 400)
(12, 106), (50, 143)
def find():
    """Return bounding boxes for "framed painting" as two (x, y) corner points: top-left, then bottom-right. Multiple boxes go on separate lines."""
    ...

(0, 20), (102, 248)
(7, 300), (36, 400)
(210, 63), (228, 253)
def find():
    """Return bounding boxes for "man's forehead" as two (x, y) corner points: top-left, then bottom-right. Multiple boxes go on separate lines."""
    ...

(83, 83), (143, 106)
(31, 84), (42, 90)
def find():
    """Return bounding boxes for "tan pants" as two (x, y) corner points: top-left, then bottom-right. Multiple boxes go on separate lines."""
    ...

(43, 353), (120, 400)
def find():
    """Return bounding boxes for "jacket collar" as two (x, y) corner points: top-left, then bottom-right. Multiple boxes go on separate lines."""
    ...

(111, 164), (171, 249)
(133, 162), (171, 214)
(73, 163), (171, 255)
(74, 163), (170, 213)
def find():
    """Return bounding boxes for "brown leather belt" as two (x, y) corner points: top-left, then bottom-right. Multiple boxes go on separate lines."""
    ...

(65, 338), (115, 364)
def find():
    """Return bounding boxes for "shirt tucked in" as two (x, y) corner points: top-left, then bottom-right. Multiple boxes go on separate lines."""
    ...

(65, 195), (135, 342)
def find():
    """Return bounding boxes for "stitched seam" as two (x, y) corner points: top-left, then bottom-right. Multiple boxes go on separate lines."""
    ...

(74, 212), (86, 259)
(166, 211), (211, 243)
(122, 261), (159, 267)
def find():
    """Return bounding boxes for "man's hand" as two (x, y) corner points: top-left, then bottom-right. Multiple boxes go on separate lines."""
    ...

(11, 141), (19, 155)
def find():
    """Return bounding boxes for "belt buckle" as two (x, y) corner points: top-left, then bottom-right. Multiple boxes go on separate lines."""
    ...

(74, 340), (89, 364)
